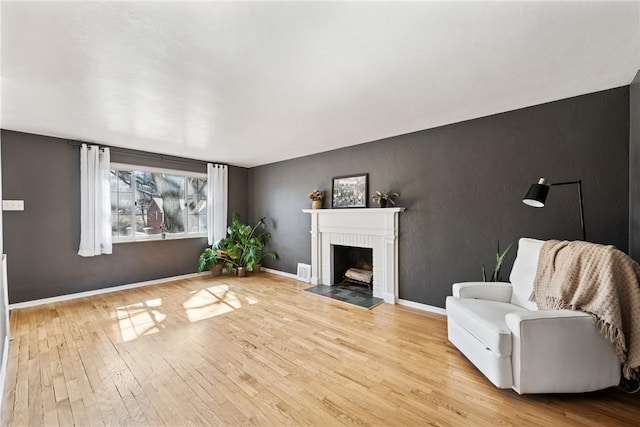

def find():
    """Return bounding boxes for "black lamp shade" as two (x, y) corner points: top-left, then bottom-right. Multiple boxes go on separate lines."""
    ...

(523, 183), (549, 207)
(522, 176), (586, 241)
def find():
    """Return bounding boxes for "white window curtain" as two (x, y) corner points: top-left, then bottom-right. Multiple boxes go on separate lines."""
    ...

(78, 144), (112, 256)
(207, 163), (228, 246)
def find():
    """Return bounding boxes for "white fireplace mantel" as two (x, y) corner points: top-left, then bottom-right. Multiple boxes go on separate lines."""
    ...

(302, 208), (405, 304)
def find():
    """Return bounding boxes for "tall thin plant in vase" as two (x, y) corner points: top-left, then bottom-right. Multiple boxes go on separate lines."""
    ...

(482, 240), (513, 282)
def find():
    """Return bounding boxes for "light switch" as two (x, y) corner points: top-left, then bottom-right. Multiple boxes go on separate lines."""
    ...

(2, 200), (24, 211)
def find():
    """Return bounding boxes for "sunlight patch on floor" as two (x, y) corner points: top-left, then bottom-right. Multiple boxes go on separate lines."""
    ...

(116, 298), (166, 342)
(183, 284), (244, 322)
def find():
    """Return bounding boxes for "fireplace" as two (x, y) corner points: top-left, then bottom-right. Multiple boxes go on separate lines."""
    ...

(332, 245), (373, 288)
(302, 207), (405, 303)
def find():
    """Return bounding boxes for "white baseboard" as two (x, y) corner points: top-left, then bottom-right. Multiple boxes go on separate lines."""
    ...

(11, 267), (447, 316)
(8, 271), (210, 310)
(0, 335), (9, 414)
(261, 270), (447, 315)
(261, 267), (298, 280)
(398, 299), (447, 315)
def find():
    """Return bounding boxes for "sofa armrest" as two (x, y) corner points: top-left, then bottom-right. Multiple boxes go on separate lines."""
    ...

(505, 309), (593, 326)
(452, 282), (512, 302)
(505, 310), (597, 337)
(505, 310), (620, 394)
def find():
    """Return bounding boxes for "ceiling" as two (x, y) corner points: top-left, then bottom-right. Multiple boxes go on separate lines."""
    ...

(2, 2), (639, 168)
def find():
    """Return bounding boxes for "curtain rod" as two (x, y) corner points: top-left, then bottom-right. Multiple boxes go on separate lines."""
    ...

(67, 141), (226, 167)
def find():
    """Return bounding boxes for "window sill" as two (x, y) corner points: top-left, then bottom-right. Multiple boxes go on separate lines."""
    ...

(113, 234), (207, 244)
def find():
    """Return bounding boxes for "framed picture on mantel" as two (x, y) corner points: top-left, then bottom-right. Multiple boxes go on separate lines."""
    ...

(331, 173), (368, 208)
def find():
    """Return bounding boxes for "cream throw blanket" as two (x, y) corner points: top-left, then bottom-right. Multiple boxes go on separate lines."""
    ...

(529, 240), (640, 379)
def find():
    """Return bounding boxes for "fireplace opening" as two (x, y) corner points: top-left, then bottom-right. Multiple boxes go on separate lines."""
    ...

(332, 245), (373, 290)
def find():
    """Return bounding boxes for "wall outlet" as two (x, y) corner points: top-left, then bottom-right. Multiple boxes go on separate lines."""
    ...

(2, 200), (24, 211)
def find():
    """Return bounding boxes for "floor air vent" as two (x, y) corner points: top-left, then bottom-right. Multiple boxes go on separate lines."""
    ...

(296, 263), (311, 283)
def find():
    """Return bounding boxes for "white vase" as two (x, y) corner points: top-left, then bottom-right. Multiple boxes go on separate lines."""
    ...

(312, 200), (322, 209)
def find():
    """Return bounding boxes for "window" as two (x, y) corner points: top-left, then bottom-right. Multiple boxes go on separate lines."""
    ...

(110, 164), (207, 241)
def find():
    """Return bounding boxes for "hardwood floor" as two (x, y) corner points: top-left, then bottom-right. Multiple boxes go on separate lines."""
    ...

(2, 273), (639, 426)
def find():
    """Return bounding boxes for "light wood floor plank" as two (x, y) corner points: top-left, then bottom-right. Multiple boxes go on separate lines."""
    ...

(2, 272), (640, 426)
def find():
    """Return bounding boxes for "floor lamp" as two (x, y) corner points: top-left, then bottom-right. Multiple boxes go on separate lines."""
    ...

(522, 177), (586, 241)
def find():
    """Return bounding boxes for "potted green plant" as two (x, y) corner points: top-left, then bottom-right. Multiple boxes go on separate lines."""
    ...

(245, 229), (279, 273)
(197, 247), (224, 276)
(207, 213), (279, 277)
(239, 214), (279, 274)
(372, 191), (399, 208)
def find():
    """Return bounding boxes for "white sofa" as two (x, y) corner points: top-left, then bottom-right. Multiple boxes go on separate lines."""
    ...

(445, 237), (620, 394)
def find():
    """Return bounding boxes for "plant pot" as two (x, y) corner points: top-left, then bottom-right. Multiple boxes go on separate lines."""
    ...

(312, 200), (322, 209)
(210, 263), (224, 276)
(236, 267), (247, 277)
(379, 199), (388, 208)
(253, 263), (262, 273)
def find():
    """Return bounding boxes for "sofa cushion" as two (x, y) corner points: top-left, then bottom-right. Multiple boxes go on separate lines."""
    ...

(509, 238), (545, 310)
(446, 296), (528, 356)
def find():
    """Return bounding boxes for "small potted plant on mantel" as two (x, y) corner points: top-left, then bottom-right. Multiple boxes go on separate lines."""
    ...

(308, 189), (324, 209)
(372, 191), (399, 208)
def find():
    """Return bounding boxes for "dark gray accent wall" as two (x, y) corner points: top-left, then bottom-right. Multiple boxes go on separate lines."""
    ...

(629, 71), (640, 260)
(0, 133), (5, 370)
(228, 164), (249, 224)
(249, 87), (630, 308)
(1, 130), (248, 303)
(0, 133), (3, 256)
